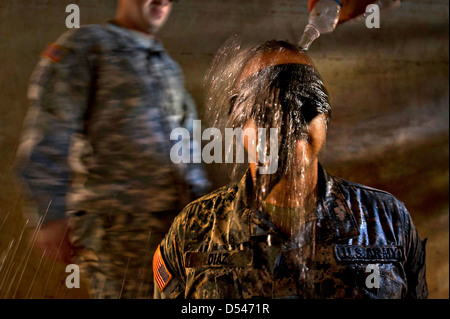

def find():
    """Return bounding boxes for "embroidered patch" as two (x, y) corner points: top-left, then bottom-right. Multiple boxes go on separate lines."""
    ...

(334, 245), (406, 263)
(40, 43), (69, 63)
(185, 250), (253, 268)
(153, 245), (173, 292)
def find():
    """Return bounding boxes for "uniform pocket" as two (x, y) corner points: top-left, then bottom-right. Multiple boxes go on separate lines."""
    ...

(352, 264), (406, 299)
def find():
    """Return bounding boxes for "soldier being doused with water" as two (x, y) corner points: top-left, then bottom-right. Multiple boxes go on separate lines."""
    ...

(154, 39), (427, 299)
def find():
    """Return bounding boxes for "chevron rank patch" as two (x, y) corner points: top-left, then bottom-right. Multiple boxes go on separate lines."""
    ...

(40, 43), (69, 63)
(153, 245), (173, 292)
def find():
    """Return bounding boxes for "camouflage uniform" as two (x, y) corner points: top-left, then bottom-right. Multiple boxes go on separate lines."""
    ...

(17, 22), (209, 298)
(155, 166), (427, 299)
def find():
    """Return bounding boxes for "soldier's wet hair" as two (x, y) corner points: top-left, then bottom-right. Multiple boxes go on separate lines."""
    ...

(205, 38), (331, 203)
(229, 40), (331, 131)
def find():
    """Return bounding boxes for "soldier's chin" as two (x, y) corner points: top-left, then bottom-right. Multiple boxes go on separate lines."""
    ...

(283, 163), (312, 179)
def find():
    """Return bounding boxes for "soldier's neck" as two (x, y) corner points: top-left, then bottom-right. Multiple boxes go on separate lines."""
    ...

(251, 161), (319, 208)
(251, 161), (319, 235)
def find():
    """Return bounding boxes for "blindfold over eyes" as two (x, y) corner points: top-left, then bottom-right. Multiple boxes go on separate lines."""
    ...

(229, 63), (331, 127)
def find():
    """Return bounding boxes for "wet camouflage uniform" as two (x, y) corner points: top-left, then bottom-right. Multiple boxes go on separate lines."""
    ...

(17, 22), (209, 298)
(155, 166), (427, 299)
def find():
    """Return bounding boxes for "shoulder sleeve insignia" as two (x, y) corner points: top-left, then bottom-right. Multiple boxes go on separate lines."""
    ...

(40, 43), (70, 63)
(153, 245), (173, 292)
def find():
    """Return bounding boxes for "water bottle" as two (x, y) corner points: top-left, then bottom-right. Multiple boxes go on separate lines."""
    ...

(298, 0), (342, 51)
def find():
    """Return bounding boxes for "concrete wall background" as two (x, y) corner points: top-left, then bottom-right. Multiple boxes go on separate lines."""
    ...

(0, 0), (448, 298)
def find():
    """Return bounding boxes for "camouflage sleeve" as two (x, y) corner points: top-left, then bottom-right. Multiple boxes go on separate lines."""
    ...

(404, 209), (428, 299)
(154, 205), (190, 299)
(182, 91), (211, 199)
(16, 29), (93, 227)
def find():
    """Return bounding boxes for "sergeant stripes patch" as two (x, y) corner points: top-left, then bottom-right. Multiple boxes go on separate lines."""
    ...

(153, 245), (173, 292)
(40, 43), (69, 63)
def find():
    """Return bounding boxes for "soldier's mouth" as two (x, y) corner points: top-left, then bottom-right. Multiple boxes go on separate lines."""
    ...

(150, 7), (164, 19)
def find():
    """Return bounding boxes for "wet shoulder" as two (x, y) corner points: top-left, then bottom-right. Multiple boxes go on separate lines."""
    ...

(335, 175), (394, 198)
(52, 24), (118, 51)
(333, 175), (409, 220)
(178, 184), (239, 230)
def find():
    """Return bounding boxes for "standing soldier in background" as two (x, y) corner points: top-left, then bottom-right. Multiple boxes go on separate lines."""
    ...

(16, 0), (210, 299)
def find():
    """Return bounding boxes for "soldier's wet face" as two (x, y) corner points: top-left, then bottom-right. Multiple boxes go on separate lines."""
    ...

(117, 0), (174, 35)
(243, 114), (327, 178)
(232, 45), (331, 177)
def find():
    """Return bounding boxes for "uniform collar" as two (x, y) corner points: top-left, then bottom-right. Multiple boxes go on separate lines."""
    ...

(316, 165), (360, 242)
(232, 164), (360, 244)
(105, 22), (166, 52)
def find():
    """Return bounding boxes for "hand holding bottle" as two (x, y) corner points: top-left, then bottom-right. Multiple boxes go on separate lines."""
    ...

(299, 0), (401, 50)
(299, 0), (342, 50)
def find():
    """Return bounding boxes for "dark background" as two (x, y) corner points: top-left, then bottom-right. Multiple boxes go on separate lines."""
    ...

(0, 0), (448, 298)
